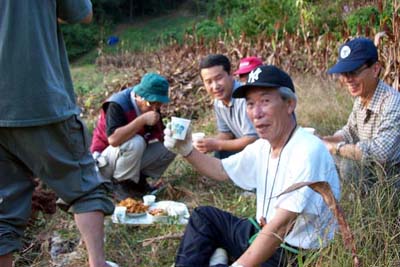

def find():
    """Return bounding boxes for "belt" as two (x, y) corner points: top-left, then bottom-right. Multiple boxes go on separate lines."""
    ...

(247, 217), (300, 255)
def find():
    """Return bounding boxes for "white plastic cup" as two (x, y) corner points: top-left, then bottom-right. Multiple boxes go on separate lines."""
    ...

(114, 206), (127, 222)
(192, 132), (205, 142)
(303, 127), (316, 135)
(171, 116), (191, 140)
(143, 195), (156, 206)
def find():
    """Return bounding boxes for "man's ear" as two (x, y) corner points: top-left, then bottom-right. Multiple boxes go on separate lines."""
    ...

(287, 98), (296, 115)
(373, 62), (382, 78)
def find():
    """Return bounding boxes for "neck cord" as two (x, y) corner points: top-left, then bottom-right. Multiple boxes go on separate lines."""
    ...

(261, 123), (298, 222)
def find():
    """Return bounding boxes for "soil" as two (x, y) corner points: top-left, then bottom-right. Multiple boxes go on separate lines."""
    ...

(31, 179), (57, 219)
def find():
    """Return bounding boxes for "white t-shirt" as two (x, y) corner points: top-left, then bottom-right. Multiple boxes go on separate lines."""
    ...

(222, 127), (341, 249)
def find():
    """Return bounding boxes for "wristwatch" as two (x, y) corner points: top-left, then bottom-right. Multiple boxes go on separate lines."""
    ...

(336, 141), (346, 155)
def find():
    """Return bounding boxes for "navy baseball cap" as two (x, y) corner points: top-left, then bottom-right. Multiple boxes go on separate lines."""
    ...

(232, 65), (295, 98)
(327, 37), (378, 74)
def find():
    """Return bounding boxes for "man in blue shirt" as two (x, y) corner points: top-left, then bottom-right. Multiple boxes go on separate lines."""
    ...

(195, 54), (258, 159)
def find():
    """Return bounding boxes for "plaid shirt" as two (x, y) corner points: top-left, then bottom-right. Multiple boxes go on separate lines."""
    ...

(340, 80), (400, 166)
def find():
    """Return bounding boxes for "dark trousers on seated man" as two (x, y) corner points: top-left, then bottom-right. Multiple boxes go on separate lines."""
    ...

(175, 206), (300, 267)
(214, 150), (242, 160)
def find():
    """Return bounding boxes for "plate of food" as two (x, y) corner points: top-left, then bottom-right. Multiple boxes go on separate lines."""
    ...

(118, 197), (148, 218)
(126, 211), (147, 218)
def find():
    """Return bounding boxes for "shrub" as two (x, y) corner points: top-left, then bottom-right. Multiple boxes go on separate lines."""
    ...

(204, 0), (247, 17)
(345, 6), (380, 35)
(192, 0), (300, 39)
(61, 23), (99, 60)
(194, 20), (224, 41)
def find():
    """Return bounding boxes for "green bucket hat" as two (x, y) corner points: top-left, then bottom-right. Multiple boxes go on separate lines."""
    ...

(133, 73), (170, 103)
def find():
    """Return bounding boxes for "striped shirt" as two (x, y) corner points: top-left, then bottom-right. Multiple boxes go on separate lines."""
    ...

(340, 80), (400, 167)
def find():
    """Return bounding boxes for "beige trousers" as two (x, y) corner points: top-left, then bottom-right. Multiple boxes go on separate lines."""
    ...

(98, 135), (175, 183)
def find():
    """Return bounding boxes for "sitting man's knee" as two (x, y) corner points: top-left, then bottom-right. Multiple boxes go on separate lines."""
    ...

(192, 206), (216, 219)
(120, 135), (146, 152)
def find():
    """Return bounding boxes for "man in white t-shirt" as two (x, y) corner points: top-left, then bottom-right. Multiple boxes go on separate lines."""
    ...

(164, 65), (340, 267)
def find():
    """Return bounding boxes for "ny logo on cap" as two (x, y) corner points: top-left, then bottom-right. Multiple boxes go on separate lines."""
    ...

(248, 68), (262, 83)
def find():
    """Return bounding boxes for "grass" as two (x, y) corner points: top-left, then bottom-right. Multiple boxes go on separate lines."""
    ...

(71, 65), (105, 96)
(294, 75), (353, 136)
(100, 15), (198, 56)
(73, 10), (200, 66)
(70, 65), (138, 132)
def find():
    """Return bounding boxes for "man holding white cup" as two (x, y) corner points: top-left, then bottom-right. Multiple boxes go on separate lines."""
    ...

(196, 54), (258, 159)
(192, 132), (206, 144)
(164, 65), (340, 267)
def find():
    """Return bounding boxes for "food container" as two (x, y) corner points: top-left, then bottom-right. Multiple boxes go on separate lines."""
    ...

(148, 207), (169, 223)
(113, 206), (127, 222)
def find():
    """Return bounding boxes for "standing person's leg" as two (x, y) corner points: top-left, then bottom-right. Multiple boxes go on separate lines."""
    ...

(0, 254), (13, 267)
(0, 129), (36, 267)
(175, 206), (256, 267)
(74, 211), (107, 267)
(9, 117), (115, 267)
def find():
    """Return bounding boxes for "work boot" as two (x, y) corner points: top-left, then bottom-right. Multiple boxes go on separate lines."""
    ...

(135, 174), (153, 193)
(112, 181), (135, 201)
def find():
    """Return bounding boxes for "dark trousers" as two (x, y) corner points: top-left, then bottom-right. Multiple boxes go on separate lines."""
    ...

(214, 150), (240, 159)
(175, 206), (297, 267)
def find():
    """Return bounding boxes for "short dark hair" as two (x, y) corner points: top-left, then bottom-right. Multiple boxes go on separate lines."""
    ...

(199, 54), (231, 74)
(365, 58), (377, 67)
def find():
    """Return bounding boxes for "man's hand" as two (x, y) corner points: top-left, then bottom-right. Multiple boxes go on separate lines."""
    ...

(163, 123), (193, 156)
(322, 139), (361, 160)
(141, 111), (160, 126)
(322, 139), (336, 155)
(321, 134), (345, 155)
(193, 138), (220, 153)
(235, 209), (298, 266)
(58, 11), (92, 24)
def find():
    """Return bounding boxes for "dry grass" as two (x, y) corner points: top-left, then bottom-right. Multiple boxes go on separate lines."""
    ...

(293, 74), (353, 135)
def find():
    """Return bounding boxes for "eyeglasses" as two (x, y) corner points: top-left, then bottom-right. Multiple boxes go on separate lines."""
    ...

(340, 64), (371, 78)
(144, 100), (162, 108)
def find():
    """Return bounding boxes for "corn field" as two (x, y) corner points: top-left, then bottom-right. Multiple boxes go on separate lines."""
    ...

(88, 1), (400, 123)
